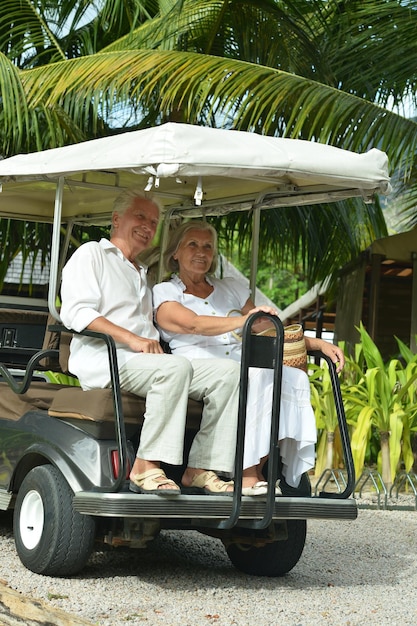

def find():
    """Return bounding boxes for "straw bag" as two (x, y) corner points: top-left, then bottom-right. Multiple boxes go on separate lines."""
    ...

(256, 323), (307, 372)
(228, 310), (307, 372)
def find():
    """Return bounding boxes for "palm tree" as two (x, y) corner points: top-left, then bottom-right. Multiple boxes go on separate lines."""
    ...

(0, 0), (157, 284)
(1, 0), (416, 288)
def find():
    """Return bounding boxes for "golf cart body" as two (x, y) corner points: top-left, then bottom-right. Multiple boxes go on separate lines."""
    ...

(0, 123), (390, 576)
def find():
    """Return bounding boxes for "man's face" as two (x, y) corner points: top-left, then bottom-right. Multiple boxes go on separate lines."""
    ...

(113, 198), (159, 257)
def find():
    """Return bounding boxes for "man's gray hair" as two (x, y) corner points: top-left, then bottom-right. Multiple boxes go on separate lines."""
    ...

(110, 189), (162, 235)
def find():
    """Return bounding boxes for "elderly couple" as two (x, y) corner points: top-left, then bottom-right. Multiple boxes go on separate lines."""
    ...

(61, 189), (344, 497)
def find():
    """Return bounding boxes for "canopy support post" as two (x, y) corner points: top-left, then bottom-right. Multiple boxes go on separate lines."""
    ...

(48, 177), (64, 322)
(250, 206), (260, 302)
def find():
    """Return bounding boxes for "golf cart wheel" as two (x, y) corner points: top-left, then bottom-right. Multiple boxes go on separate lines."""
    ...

(13, 464), (95, 576)
(226, 519), (306, 577)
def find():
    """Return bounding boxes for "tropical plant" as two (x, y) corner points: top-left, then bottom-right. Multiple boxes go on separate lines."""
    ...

(342, 323), (417, 487)
(0, 222), (52, 292)
(393, 335), (417, 471)
(310, 362), (342, 477)
(41, 371), (80, 386)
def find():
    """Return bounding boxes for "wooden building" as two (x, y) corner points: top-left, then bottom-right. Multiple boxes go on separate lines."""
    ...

(335, 228), (417, 359)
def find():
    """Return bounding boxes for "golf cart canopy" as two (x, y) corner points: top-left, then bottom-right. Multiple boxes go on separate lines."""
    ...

(0, 123), (390, 224)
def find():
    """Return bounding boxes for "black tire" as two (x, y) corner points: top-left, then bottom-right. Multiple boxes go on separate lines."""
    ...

(225, 519), (307, 576)
(13, 465), (95, 576)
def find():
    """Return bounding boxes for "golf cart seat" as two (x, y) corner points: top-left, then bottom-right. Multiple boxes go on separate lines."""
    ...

(0, 320), (203, 439)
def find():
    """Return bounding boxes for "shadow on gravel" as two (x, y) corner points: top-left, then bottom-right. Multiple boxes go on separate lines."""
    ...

(1, 510), (414, 594)
(76, 515), (412, 594)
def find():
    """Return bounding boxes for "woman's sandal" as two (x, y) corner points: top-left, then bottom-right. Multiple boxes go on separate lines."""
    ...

(183, 470), (234, 496)
(242, 481), (268, 496)
(241, 480), (282, 496)
(129, 468), (181, 495)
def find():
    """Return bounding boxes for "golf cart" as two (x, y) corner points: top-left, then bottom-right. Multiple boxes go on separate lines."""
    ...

(0, 123), (390, 577)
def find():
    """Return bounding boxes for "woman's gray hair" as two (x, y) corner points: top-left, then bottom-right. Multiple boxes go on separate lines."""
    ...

(110, 188), (162, 235)
(164, 220), (218, 274)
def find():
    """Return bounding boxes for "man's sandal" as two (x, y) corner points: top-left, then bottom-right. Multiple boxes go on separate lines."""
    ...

(183, 470), (234, 496)
(129, 468), (181, 495)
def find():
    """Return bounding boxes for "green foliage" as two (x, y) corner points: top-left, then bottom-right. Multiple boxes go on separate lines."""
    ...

(221, 240), (308, 308)
(311, 325), (417, 486)
(339, 323), (417, 485)
(255, 265), (307, 310)
(309, 361), (341, 476)
(0, 220), (52, 291)
(0, 220), (110, 292)
(41, 371), (80, 386)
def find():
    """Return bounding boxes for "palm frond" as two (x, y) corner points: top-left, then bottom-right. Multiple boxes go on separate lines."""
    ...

(0, 52), (88, 155)
(2, 0), (416, 289)
(19, 49), (416, 167)
(213, 195), (387, 292)
(0, 0), (69, 66)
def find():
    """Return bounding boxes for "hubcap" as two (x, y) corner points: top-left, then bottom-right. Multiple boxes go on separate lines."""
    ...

(19, 489), (44, 550)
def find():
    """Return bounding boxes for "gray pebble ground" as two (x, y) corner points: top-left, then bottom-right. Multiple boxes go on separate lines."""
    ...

(0, 506), (416, 626)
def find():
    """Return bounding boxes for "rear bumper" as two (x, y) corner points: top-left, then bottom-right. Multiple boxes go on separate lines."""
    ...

(73, 492), (358, 523)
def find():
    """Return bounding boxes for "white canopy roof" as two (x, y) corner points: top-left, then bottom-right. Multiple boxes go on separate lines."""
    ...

(0, 123), (391, 223)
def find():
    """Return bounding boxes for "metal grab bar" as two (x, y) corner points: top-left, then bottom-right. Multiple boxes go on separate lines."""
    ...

(216, 318), (355, 530)
(216, 311), (284, 530)
(49, 325), (129, 494)
(38, 321), (355, 510)
(308, 350), (355, 499)
(0, 349), (59, 394)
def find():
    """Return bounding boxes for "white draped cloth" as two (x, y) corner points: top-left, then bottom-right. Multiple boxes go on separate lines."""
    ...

(153, 274), (317, 487)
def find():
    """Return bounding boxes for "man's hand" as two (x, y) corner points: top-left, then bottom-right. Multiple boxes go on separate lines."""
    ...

(128, 336), (164, 354)
(87, 316), (163, 354)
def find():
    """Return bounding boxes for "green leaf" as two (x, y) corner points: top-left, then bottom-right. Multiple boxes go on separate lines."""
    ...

(357, 322), (385, 370)
(389, 409), (404, 483)
(395, 335), (417, 364)
(350, 405), (374, 478)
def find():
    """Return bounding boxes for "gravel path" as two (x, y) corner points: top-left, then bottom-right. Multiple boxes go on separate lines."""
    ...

(1, 508), (416, 626)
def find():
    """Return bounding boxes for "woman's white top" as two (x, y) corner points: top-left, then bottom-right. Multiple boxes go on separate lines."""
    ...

(152, 274), (247, 361)
(153, 273), (317, 486)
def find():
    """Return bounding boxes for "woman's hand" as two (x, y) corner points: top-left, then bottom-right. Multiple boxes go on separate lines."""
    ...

(305, 336), (345, 373)
(242, 304), (279, 334)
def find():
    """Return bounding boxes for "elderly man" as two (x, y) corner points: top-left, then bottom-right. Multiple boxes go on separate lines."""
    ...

(60, 189), (240, 496)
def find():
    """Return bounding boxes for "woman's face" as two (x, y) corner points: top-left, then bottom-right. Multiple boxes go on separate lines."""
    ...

(174, 228), (215, 276)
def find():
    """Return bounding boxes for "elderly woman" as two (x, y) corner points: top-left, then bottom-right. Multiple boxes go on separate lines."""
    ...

(152, 221), (345, 495)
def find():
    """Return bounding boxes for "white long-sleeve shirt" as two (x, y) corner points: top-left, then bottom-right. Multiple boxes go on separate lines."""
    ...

(60, 238), (159, 389)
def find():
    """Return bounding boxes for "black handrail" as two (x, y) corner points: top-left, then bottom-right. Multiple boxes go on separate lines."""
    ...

(308, 350), (355, 498)
(2, 320), (354, 510)
(215, 319), (355, 530)
(49, 325), (129, 493)
(216, 311), (284, 530)
(0, 349), (59, 394)
(0, 323), (131, 494)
